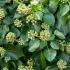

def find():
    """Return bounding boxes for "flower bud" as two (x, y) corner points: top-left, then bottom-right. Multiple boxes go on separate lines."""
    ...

(26, 14), (37, 24)
(0, 8), (5, 21)
(57, 59), (67, 70)
(17, 4), (32, 15)
(6, 32), (16, 43)
(14, 19), (23, 27)
(0, 47), (6, 58)
(17, 38), (25, 45)
(41, 23), (49, 30)
(66, 43), (70, 54)
(39, 30), (51, 41)
(28, 30), (38, 39)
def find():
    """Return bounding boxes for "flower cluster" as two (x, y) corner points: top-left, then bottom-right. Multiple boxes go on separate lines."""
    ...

(26, 14), (37, 25)
(14, 19), (23, 27)
(39, 30), (51, 41)
(66, 43), (70, 54)
(0, 8), (5, 21)
(28, 30), (38, 39)
(41, 23), (49, 30)
(27, 58), (33, 67)
(6, 32), (16, 43)
(17, 4), (32, 15)
(0, 47), (6, 58)
(17, 38), (25, 45)
(18, 65), (34, 70)
(57, 59), (67, 70)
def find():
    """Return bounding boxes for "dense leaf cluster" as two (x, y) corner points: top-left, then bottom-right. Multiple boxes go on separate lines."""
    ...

(0, 0), (70, 70)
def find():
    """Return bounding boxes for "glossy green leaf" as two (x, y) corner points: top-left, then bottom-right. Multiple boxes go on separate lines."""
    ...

(50, 41), (59, 50)
(44, 49), (57, 62)
(54, 30), (65, 39)
(29, 39), (40, 52)
(43, 13), (55, 26)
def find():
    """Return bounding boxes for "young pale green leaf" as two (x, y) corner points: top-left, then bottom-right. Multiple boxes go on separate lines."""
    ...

(54, 30), (65, 39)
(43, 13), (55, 26)
(44, 49), (57, 62)
(29, 39), (40, 52)
(50, 41), (59, 50)
(35, 11), (43, 20)
(59, 4), (69, 17)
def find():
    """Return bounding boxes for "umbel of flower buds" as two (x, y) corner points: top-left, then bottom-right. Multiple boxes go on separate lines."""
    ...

(14, 19), (23, 27)
(26, 14), (37, 25)
(39, 30), (51, 41)
(66, 43), (70, 54)
(57, 59), (67, 70)
(6, 32), (16, 43)
(18, 64), (34, 70)
(0, 8), (5, 21)
(41, 23), (49, 30)
(17, 38), (25, 45)
(17, 4), (32, 15)
(28, 30), (38, 39)
(0, 47), (6, 58)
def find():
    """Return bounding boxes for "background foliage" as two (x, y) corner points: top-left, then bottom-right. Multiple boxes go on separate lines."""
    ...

(0, 0), (70, 70)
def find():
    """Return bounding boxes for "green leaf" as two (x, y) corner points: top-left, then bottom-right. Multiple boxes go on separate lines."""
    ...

(3, 16), (13, 25)
(44, 49), (57, 62)
(0, 0), (6, 6)
(11, 26), (20, 37)
(43, 13), (55, 26)
(49, 0), (59, 13)
(5, 45), (24, 59)
(40, 41), (47, 50)
(50, 41), (59, 50)
(59, 4), (69, 17)
(29, 39), (40, 52)
(54, 30), (65, 39)
(39, 52), (46, 69)
(35, 11), (43, 20)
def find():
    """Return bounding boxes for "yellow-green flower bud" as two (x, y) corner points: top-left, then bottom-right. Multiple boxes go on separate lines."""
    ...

(28, 30), (38, 39)
(6, 32), (16, 43)
(17, 38), (25, 45)
(41, 23), (49, 30)
(26, 14), (37, 24)
(39, 30), (51, 41)
(0, 47), (6, 58)
(66, 43), (70, 54)
(27, 58), (33, 66)
(17, 4), (32, 15)
(2, 67), (8, 70)
(0, 8), (5, 21)
(57, 59), (67, 70)
(14, 19), (23, 27)
(18, 64), (34, 70)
